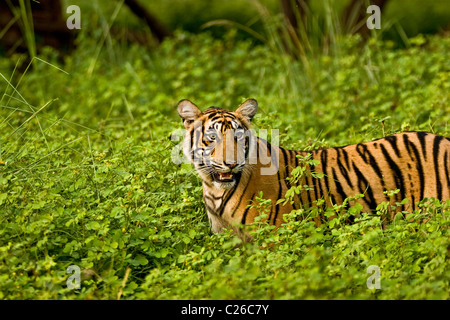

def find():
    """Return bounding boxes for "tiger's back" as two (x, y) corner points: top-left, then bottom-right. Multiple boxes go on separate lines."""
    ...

(314, 131), (450, 213)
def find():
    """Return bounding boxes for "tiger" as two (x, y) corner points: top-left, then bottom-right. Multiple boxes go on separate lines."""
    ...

(177, 98), (450, 238)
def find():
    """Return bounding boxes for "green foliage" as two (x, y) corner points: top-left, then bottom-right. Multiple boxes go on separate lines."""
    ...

(0, 6), (449, 299)
(277, 154), (323, 208)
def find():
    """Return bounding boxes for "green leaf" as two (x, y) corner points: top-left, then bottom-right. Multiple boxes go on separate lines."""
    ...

(182, 236), (191, 244)
(129, 254), (148, 266)
(0, 193), (7, 205)
(86, 221), (100, 230)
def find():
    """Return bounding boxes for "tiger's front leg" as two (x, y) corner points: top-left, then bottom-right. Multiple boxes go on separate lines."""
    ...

(206, 210), (229, 234)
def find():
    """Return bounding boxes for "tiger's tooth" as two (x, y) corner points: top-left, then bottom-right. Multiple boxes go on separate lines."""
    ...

(219, 172), (232, 179)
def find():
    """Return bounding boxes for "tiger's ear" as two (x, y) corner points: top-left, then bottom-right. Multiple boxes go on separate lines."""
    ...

(235, 99), (258, 123)
(177, 99), (202, 128)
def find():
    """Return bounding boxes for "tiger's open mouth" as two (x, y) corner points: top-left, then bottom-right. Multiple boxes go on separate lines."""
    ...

(212, 172), (235, 183)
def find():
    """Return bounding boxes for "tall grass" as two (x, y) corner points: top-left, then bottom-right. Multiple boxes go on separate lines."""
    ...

(17, 0), (36, 58)
(0, 56), (96, 183)
(0, 0), (37, 58)
(201, 0), (362, 116)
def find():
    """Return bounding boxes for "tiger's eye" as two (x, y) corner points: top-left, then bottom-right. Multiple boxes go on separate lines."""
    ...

(235, 129), (245, 140)
(205, 133), (216, 142)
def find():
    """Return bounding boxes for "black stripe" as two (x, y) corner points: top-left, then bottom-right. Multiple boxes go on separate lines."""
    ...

(209, 115), (222, 122)
(320, 149), (330, 198)
(364, 145), (385, 181)
(385, 135), (401, 158)
(224, 113), (237, 120)
(316, 151), (327, 202)
(280, 147), (291, 189)
(403, 134), (425, 201)
(189, 129), (195, 161)
(332, 167), (348, 203)
(294, 150), (300, 168)
(433, 135), (444, 200)
(217, 189), (235, 217)
(231, 170), (252, 218)
(204, 107), (221, 114)
(203, 178), (213, 188)
(241, 193), (255, 225)
(358, 143), (387, 201)
(258, 139), (274, 172)
(204, 194), (216, 203)
(341, 147), (351, 169)
(353, 163), (377, 210)
(312, 153), (321, 202)
(337, 148), (354, 189)
(290, 149), (298, 170)
(416, 132), (428, 161)
(264, 139), (273, 158)
(337, 147), (351, 170)
(205, 192), (225, 201)
(204, 194), (217, 209)
(205, 203), (215, 215)
(272, 162), (284, 225)
(404, 134), (412, 154)
(445, 151), (450, 197)
(355, 144), (368, 163)
(380, 144), (406, 208)
(286, 149), (294, 170)
(201, 118), (206, 137)
(305, 172), (313, 207)
(244, 135), (250, 160)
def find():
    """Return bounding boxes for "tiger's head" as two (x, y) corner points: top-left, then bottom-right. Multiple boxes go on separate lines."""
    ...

(177, 99), (258, 189)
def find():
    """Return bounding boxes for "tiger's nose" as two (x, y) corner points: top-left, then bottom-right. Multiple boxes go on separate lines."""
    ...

(225, 162), (237, 169)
